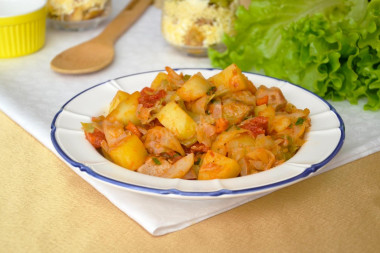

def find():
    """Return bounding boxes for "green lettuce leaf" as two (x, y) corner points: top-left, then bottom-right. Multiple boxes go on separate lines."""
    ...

(209, 0), (380, 110)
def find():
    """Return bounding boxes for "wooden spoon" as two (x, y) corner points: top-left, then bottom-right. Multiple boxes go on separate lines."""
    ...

(50, 0), (152, 74)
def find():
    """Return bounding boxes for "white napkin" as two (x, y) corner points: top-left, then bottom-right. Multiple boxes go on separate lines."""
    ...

(1, 1), (380, 236)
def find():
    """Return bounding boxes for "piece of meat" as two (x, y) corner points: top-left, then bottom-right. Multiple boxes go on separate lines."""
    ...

(255, 85), (287, 110)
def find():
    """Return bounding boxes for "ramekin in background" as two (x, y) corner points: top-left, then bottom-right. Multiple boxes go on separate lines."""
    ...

(0, 0), (47, 58)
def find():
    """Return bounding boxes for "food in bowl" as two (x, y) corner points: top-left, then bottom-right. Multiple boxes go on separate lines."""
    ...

(47, 0), (110, 21)
(81, 64), (311, 180)
(47, 0), (111, 30)
(161, 0), (238, 56)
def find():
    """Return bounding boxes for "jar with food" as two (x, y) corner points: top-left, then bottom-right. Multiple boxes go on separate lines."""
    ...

(161, 0), (238, 56)
(47, 0), (111, 31)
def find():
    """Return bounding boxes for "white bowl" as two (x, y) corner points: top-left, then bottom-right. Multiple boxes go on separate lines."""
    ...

(51, 68), (345, 199)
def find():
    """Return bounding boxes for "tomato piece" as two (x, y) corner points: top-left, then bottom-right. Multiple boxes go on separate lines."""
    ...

(186, 142), (210, 154)
(85, 128), (106, 148)
(240, 116), (268, 137)
(256, 95), (268, 106)
(138, 87), (166, 108)
(215, 118), (229, 133)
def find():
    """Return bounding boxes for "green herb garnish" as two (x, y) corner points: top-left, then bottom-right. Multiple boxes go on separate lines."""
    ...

(206, 86), (217, 95)
(152, 157), (161, 165)
(295, 117), (304, 125)
(183, 74), (191, 81)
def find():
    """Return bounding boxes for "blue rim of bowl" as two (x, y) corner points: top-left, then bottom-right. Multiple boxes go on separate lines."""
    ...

(50, 68), (345, 197)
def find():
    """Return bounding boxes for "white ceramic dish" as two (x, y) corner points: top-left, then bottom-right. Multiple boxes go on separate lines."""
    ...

(51, 68), (345, 199)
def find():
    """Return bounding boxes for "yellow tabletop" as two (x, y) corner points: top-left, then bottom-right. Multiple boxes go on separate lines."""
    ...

(1, 110), (379, 252)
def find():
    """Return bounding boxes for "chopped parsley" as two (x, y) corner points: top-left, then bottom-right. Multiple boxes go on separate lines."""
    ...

(295, 117), (304, 125)
(183, 74), (191, 81)
(206, 86), (217, 95)
(152, 157), (161, 165)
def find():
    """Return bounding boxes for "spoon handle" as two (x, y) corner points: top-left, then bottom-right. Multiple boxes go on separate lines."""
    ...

(98, 0), (153, 44)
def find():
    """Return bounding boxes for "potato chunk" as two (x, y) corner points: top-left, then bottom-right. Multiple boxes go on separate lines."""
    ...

(176, 72), (211, 101)
(222, 99), (252, 125)
(255, 85), (287, 111)
(106, 91), (140, 125)
(108, 90), (130, 113)
(272, 115), (292, 133)
(208, 63), (256, 93)
(156, 101), (197, 143)
(108, 134), (147, 171)
(198, 150), (241, 180)
(150, 72), (168, 90)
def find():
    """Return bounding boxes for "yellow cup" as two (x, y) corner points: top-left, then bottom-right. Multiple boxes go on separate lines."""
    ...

(0, 0), (47, 58)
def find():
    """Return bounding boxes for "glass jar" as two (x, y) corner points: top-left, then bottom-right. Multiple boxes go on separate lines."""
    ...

(161, 0), (238, 57)
(47, 0), (111, 31)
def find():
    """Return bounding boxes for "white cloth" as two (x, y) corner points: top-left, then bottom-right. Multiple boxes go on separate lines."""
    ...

(1, 1), (380, 236)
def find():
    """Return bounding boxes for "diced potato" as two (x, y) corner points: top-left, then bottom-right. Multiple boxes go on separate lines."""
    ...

(208, 64), (256, 93)
(272, 115), (292, 133)
(198, 150), (241, 180)
(226, 133), (255, 161)
(222, 100), (251, 125)
(211, 128), (247, 156)
(258, 105), (275, 119)
(150, 72), (168, 90)
(258, 105), (275, 132)
(109, 90), (130, 113)
(256, 85), (287, 111)
(254, 104), (267, 116)
(226, 133), (256, 150)
(226, 133), (256, 161)
(106, 91), (140, 125)
(108, 134), (147, 171)
(176, 72), (211, 101)
(156, 101), (197, 142)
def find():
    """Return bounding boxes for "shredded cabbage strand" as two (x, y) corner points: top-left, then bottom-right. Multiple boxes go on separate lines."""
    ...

(209, 0), (380, 110)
